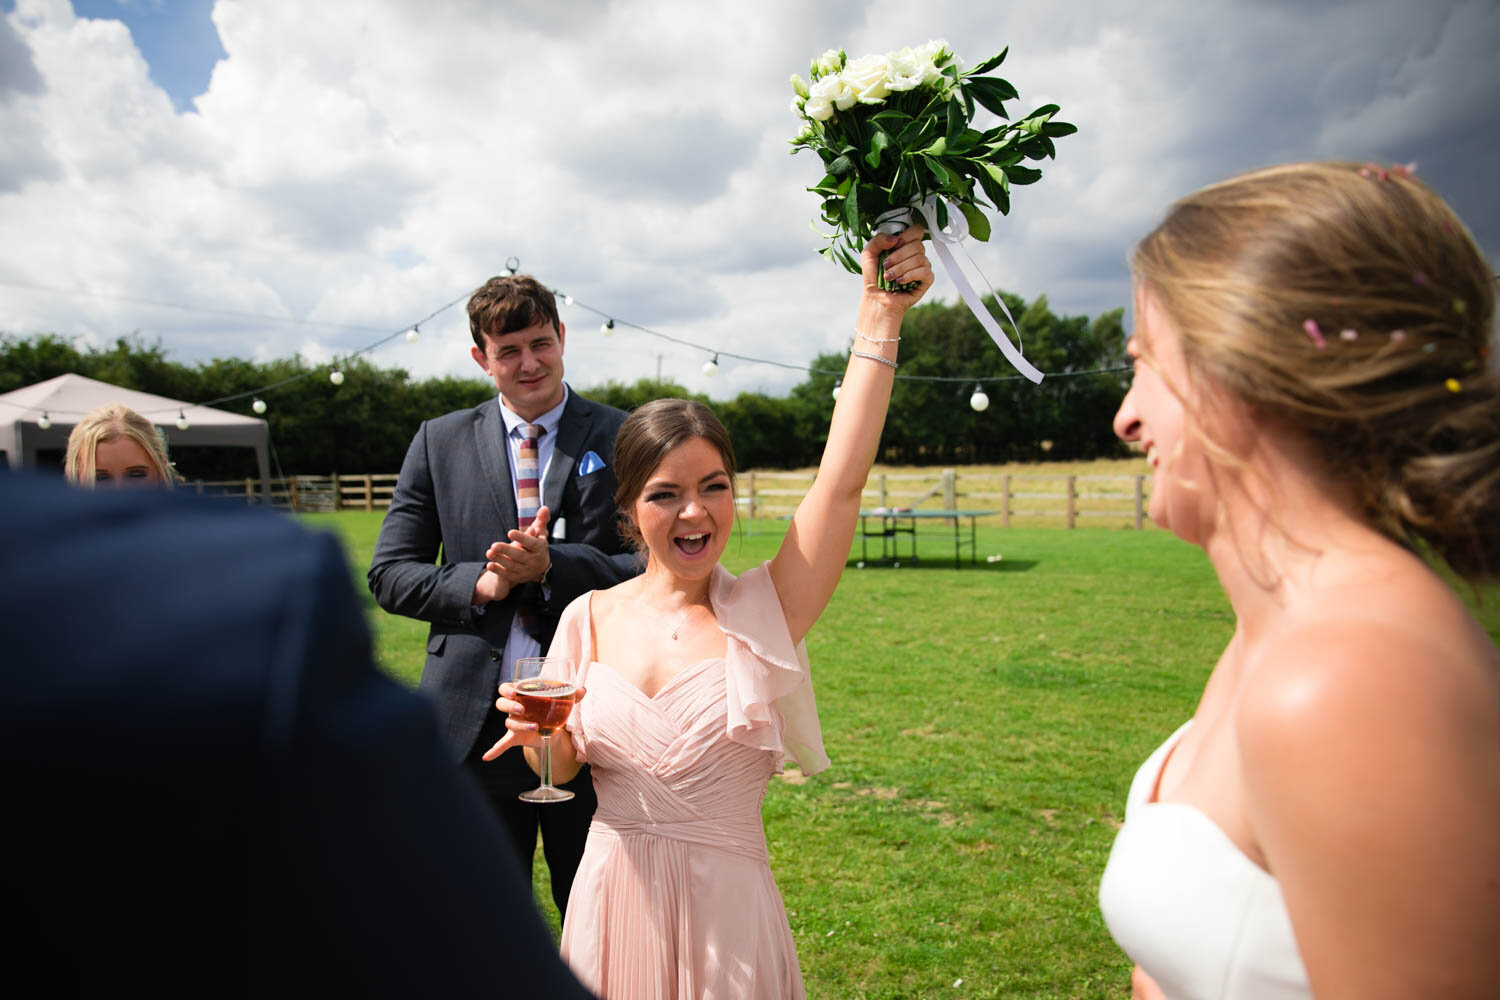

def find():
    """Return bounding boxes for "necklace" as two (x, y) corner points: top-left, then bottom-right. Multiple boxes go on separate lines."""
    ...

(669, 607), (692, 640)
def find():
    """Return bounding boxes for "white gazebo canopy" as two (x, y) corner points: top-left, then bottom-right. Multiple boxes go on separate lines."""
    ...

(0, 373), (271, 498)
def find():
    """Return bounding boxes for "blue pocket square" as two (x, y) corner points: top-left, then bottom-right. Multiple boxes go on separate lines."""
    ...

(578, 450), (606, 476)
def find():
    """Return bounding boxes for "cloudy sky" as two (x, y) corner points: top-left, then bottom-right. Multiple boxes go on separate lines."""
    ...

(1, 0), (1496, 402)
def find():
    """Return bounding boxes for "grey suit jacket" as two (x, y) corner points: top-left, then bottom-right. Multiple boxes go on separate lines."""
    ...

(369, 388), (639, 759)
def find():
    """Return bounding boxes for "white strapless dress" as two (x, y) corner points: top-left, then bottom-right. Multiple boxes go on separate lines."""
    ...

(1098, 723), (1312, 1000)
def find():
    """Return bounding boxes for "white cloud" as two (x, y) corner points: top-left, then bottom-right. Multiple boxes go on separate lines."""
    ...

(1, 0), (1495, 403)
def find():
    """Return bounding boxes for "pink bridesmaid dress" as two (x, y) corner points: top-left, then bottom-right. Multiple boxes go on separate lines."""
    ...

(549, 562), (828, 1000)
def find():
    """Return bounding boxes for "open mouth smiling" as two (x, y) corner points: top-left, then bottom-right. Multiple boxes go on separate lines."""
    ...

(674, 532), (710, 556)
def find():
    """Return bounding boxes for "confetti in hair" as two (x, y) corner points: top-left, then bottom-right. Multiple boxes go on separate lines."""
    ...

(1302, 318), (1327, 350)
(1340, 329), (1359, 341)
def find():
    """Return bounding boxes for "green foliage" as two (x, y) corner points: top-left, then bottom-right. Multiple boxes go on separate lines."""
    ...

(582, 377), (705, 413)
(0, 332), (491, 478)
(1, 289), (1127, 477)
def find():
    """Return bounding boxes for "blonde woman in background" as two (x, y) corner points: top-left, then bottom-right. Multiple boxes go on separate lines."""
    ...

(64, 404), (176, 488)
(1098, 162), (1500, 999)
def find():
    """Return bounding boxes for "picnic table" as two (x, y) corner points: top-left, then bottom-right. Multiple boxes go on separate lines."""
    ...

(857, 508), (998, 569)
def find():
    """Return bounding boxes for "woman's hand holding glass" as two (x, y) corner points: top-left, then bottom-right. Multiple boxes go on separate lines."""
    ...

(481, 655), (586, 800)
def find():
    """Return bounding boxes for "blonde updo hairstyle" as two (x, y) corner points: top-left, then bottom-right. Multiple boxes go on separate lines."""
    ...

(1132, 161), (1498, 579)
(612, 398), (737, 552)
(64, 404), (177, 488)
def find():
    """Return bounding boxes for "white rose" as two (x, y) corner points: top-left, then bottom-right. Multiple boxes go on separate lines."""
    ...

(809, 73), (856, 115)
(914, 39), (951, 85)
(915, 39), (950, 65)
(843, 53), (892, 103)
(816, 49), (844, 76)
(885, 47), (924, 91)
(804, 94), (834, 121)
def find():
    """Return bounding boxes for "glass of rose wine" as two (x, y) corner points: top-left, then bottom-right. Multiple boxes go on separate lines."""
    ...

(513, 656), (580, 803)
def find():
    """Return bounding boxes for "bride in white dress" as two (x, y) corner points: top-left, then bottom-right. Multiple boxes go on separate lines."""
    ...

(1097, 162), (1500, 1000)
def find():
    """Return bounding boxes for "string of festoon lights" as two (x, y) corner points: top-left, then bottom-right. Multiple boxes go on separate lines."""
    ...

(549, 256), (1130, 412)
(7, 259), (1128, 426)
(7, 285), (472, 430)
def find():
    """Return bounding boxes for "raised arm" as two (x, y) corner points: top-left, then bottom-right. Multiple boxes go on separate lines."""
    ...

(769, 227), (932, 643)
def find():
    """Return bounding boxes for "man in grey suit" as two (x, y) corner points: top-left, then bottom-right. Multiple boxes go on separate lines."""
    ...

(369, 274), (639, 918)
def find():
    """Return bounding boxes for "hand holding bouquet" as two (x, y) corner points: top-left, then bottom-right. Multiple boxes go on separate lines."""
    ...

(790, 40), (1075, 288)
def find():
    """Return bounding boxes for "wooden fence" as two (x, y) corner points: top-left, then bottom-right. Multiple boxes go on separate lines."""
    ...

(738, 468), (1154, 529)
(186, 468), (1154, 527)
(183, 474), (399, 513)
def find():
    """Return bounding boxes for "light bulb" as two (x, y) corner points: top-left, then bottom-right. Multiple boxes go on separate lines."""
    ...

(969, 386), (990, 412)
(406, 327), (420, 343)
(176, 410), (190, 430)
(330, 370), (345, 386)
(252, 398), (267, 415)
(601, 319), (615, 337)
(38, 411), (52, 430)
(702, 355), (719, 378)
(831, 380), (841, 401)
(505, 256), (520, 276)
(562, 294), (574, 306)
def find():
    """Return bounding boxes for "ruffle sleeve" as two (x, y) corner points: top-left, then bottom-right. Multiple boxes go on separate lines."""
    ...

(546, 591), (593, 762)
(710, 561), (830, 776)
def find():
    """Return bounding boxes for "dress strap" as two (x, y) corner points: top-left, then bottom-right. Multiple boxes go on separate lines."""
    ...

(585, 590), (598, 665)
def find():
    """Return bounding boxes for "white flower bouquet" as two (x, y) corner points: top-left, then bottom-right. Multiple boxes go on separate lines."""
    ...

(790, 40), (1075, 289)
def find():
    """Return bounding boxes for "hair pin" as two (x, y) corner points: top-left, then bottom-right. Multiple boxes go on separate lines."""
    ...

(1302, 319), (1327, 350)
(1360, 162), (1416, 182)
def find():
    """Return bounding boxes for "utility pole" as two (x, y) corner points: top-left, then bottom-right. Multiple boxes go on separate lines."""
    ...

(655, 352), (664, 383)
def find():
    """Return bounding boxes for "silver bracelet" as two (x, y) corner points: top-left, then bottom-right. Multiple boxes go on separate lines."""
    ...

(850, 349), (899, 370)
(855, 328), (901, 344)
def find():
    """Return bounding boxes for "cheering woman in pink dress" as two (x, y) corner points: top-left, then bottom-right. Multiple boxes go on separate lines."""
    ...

(482, 227), (932, 998)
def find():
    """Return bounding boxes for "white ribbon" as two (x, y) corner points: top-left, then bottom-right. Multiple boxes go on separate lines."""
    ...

(876, 198), (1045, 384)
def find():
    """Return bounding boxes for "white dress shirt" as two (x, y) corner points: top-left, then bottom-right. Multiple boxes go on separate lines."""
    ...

(490, 384), (569, 684)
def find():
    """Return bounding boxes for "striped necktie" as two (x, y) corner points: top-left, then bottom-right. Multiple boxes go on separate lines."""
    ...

(516, 422), (542, 528)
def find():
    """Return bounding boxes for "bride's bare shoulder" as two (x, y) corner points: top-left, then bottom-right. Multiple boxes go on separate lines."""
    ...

(1237, 565), (1499, 759)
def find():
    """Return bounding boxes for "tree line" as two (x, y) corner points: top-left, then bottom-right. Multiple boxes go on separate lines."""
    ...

(2, 292), (1129, 480)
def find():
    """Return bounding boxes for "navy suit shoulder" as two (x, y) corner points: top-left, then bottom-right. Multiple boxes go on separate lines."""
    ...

(0, 474), (593, 998)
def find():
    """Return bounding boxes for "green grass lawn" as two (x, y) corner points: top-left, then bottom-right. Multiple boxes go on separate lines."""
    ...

(305, 510), (1500, 999)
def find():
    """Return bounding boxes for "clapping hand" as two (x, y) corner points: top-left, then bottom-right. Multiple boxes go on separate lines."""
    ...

(485, 505), (552, 585)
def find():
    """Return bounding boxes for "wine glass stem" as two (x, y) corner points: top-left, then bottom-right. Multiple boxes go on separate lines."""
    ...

(539, 733), (554, 789)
